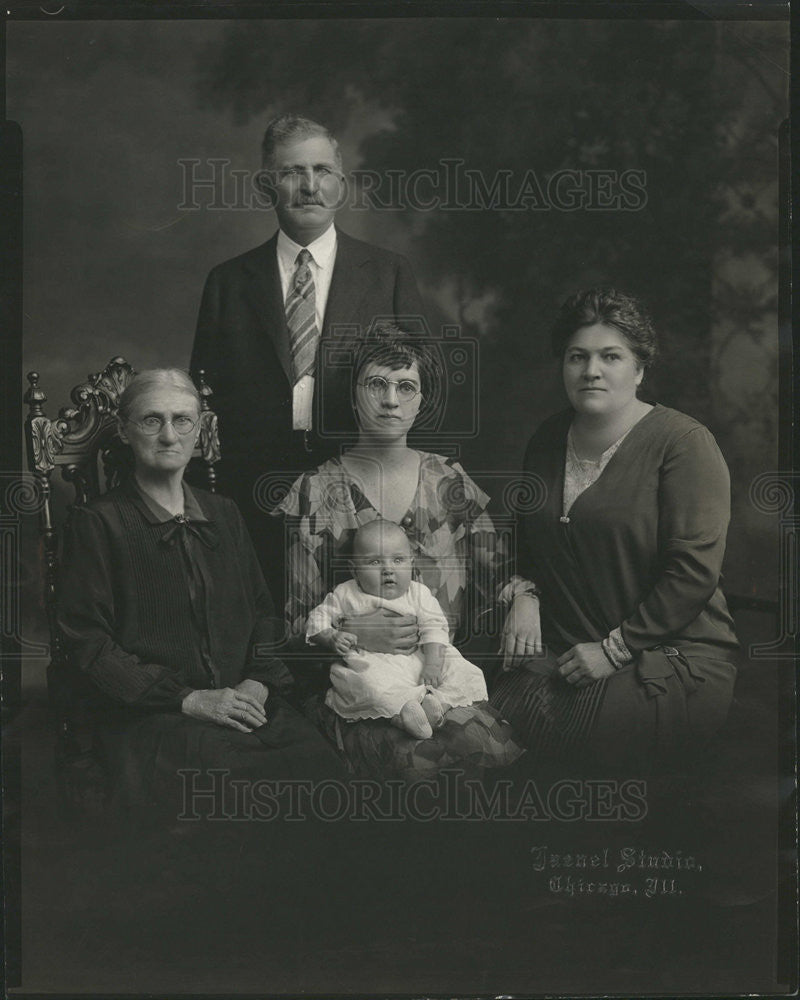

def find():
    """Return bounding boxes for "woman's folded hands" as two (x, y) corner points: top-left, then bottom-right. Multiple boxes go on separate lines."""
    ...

(182, 681), (269, 732)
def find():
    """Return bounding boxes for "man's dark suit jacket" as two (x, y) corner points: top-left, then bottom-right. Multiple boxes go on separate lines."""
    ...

(191, 228), (425, 487)
(190, 227), (425, 613)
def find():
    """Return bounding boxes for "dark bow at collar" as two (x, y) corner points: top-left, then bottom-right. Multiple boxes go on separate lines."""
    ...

(159, 513), (219, 549)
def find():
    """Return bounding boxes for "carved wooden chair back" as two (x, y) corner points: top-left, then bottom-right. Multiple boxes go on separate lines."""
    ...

(23, 357), (221, 815)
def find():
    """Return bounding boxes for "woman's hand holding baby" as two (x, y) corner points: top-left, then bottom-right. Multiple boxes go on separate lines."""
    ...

(340, 609), (419, 654)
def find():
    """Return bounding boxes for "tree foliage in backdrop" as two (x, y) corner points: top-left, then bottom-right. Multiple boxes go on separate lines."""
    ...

(195, 18), (786, 427)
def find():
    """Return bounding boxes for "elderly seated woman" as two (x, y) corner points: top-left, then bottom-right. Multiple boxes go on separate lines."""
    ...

(57, 368), (344, 813)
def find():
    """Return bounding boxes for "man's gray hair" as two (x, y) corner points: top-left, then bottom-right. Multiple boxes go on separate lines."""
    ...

(261, 114), (342, 170)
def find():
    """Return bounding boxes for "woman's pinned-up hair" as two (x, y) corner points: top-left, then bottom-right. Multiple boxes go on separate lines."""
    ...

(117, 368), (201, 423)
(551, 287), (658, 369)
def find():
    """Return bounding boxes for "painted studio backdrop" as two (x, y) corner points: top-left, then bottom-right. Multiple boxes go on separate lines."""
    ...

(9, 17), (788, 599)
(5, 11), (792, 996)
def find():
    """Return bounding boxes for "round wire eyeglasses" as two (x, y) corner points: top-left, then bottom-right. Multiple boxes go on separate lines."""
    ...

(358, 376), (422, 402)
(127, 416), (198, 436)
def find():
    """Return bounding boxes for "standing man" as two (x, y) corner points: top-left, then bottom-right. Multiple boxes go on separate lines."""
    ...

(191, 114), (425, 619)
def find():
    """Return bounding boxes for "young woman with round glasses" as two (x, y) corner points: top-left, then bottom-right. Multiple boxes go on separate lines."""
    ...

(273, 327), (525, 778)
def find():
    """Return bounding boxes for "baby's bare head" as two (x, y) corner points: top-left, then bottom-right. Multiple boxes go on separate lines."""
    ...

(350, 520), (413, 599)
(352, 519), (410, 558)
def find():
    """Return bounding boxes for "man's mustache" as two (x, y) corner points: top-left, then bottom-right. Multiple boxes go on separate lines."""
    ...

(293, 196), (325, 206)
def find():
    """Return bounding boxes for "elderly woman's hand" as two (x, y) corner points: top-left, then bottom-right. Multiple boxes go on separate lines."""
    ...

(501, 594), (543, 669)
(556, 643), (616, 687)
(235, 677), (270, 706)
(182, 687), (268, 732)
(339, 609), (419, 654)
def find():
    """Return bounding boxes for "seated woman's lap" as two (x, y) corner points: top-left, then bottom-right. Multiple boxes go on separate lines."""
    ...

(311, 698), (524, 782)
(592, 651), (737, 756)
(490, 646), (737, 768)
(100, 696), (345, 810)
(295, 616), (513, 779)
(297, 630), (521, 781)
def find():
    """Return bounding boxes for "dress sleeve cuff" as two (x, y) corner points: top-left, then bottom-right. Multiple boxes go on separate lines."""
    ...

(602, 628), (635, 669)
(498, 575), (540, 607)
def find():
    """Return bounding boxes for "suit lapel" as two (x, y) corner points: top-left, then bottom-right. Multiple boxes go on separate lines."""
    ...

(323, 230), (371, 339)
(242, 234), (293, 384)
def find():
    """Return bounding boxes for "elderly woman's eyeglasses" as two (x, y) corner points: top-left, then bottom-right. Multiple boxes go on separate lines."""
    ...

(127, 415), (198, 436)
(358, 376), (422, 402)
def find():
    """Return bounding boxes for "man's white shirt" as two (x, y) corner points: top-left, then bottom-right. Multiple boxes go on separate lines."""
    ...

(277, 225), (338, 431)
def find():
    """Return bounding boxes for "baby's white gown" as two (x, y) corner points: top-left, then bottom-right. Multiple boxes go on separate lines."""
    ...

(306, 579), (488, 721)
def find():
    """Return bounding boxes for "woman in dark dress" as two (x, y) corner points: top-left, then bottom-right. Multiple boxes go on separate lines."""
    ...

(493, 288), (739, 767)
(58, 369), (344, 812)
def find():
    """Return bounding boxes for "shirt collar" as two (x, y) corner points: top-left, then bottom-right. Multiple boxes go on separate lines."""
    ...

(277, 224), (337, 271)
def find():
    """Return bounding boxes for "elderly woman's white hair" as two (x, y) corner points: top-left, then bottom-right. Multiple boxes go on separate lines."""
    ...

(117, 368), (200, 423)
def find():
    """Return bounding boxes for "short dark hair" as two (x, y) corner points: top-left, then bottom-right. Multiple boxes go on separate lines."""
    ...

(551, 287), (658, 369)
(261, 114), (341, 171)
(352, 323), (439, 411)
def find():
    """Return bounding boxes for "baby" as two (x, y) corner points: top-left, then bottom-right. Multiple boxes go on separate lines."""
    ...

(306, 519), (488, 740)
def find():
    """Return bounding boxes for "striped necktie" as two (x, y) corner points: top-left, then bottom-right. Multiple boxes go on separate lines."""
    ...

(285, 248), (320, 381)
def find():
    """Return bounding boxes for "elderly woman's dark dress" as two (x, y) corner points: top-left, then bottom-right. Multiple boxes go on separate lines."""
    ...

(491, 404), (739, 765)
(58, 479), (343, 809)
